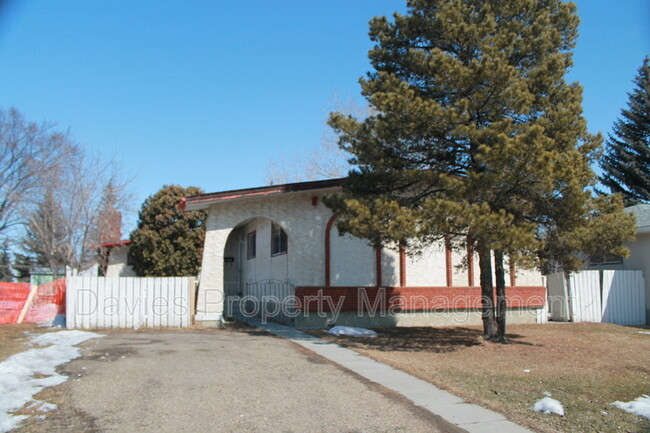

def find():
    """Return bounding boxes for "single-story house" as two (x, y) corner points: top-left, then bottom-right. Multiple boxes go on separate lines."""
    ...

(181, 178), (547, 328)
(587, 204), (650, 324)
(97, 240), (136, 277)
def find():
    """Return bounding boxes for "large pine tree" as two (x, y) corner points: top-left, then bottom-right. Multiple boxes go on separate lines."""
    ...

(326, 0), (635, 341)
(600, 57), (650, 205)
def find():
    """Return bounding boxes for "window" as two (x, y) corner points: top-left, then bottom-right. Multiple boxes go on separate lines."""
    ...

(247, 231), (256, 259)
(126, 250), (135, 266)
(271, 223), (288, 256)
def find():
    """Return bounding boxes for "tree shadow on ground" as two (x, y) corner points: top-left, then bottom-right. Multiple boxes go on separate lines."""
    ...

(223, 320), (271, 337)
(315, 327), (538, 353)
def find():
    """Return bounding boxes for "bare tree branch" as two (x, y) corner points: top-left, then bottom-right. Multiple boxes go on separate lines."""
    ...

(265, 95), (373, 184)
(0, 107), (78, 234)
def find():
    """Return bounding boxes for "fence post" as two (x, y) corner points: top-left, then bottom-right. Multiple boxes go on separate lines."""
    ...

(189, 277), (196, 325)
(16, 284), (39, 324)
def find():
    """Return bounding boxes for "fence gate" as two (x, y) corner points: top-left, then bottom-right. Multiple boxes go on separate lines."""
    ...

(225, 279), (295, 325)
(547, 270), (645, 325)
(547, 273), (570, 322)
(568, 271), (602, 323)
(601, 270), (645, 326)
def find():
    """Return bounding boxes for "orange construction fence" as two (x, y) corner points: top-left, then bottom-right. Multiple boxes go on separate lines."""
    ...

(0, 279), (66, 325)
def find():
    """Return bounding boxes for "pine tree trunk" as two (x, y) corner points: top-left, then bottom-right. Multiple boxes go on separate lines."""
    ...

(494, 250), (507, 343)
(477, 244), (497, 341)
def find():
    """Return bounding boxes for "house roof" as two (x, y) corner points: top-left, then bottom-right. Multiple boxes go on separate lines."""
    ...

(97, 239), (132, 249)
(626, 204), (650, 234)
(180, 178), (346, 211)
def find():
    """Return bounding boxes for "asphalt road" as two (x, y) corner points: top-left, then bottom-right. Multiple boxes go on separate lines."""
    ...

(24, 328), (447, 433)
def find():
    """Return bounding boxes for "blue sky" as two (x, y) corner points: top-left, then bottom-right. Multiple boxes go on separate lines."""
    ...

(0, 0), (648, 224)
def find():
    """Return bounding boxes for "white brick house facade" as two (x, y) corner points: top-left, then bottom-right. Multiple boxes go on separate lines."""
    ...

(182, 179), (546, 328)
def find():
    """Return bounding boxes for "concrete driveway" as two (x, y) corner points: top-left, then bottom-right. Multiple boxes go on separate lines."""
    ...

(24, 328), (451, 433)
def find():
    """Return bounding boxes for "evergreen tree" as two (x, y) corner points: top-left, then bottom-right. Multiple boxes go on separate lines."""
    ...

(600, 57), (650, 205)
(326, 0), (635, 341)
(129, 185), (206, 277)
(12, 253), (37, 282)
(0, 240), (13, 281)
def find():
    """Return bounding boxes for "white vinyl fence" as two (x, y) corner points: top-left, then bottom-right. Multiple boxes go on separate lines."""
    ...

(547, 270), (645, 326)
(66, 276), (195, 329)
(601, 270), (646, 325)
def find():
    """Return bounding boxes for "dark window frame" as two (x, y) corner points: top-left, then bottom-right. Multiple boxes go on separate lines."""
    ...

(271, 223), (288, 256)
(247, 231), (256, 259)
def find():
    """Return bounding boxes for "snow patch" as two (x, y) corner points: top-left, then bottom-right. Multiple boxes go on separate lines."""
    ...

(638, 331), (650, 335)
(532, 397), (564, 416)
(0, 330), (103, 432)
(611, 395), (650, 420)
(26, 401), (57, 413)
(327, 326), (378, 338)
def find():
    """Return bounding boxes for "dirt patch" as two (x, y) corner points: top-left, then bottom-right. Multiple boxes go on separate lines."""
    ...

(14, 385), (100, 433)
(309, 323), (650, 433)
(0, 323), (51, 362)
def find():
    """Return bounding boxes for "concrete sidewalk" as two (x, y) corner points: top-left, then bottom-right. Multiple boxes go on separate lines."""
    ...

(257, 322), (533, 433)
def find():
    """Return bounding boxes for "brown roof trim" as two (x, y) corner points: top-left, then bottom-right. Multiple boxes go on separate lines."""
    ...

(181, 178), (346, 210)
(97, 239), (132, 249)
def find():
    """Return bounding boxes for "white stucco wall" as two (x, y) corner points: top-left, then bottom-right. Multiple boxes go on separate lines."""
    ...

(330, 231), (375, 286)
(382, 248), (400, 286)
(237, 218), (290, 285)
(513, 264), (546, 287)
(105, 246), (136, 277)
(406, 243), (448, 286)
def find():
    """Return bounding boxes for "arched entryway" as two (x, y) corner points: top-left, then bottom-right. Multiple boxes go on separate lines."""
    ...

(222, 217), (295, 324)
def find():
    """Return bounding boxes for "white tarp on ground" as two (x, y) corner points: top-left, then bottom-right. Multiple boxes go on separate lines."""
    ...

(0, 330), (103, 432)
(327, 326), (378, 338)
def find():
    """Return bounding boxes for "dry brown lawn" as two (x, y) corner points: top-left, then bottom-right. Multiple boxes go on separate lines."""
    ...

(0, 323), (48, 362)
(310, 322), (650, 433)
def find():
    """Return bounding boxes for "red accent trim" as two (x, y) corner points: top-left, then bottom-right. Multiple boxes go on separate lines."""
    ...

(295, 286), (547, 312)
(178, 197), (186, 211)
(324, 214), (337, 286)
(311, 196), (318, 206)
(467, 242), (474, 287)
(375, 247), (383, 287)
(97, 239), (131, 249)
(510, 261), (517, 287)
(399, 245), (406, 287)
(445, 238), (453, 287)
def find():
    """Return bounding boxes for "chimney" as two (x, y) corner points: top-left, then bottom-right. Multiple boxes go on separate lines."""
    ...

(99, 210), (122, 244)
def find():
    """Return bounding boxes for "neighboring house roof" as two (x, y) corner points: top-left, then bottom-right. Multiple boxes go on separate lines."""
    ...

(97, 240), (132, 249)
(626, 204), (650, 234)
(181, 178), (346, 211)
